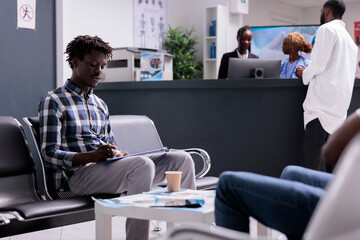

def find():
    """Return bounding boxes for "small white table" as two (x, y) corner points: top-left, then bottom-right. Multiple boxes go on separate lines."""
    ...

(94, 192), (215, 240)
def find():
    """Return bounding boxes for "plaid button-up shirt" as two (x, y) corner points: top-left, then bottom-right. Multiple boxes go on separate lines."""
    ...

(38, 80), (116, 191)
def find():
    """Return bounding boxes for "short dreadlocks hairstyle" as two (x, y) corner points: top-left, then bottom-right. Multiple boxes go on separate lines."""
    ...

(65, 35), (114, 69)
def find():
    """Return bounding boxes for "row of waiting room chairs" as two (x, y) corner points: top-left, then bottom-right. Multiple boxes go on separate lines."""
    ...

(0, 115), (218, 237)
(2, 114), (360, 239)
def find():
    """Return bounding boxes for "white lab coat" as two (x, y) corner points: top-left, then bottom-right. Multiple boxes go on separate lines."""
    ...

(303, 20), (358, 134)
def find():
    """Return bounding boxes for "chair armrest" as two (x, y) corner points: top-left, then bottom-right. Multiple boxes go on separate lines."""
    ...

(0, 214), (10, 225)
(0, 211), (24, 225)
(170, 148), (211, 178)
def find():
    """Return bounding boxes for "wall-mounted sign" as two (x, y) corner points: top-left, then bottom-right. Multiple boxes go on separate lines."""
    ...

(229, 0), (249, 14)
(17, 0), (36, 30)
(354, 21), (360, 46)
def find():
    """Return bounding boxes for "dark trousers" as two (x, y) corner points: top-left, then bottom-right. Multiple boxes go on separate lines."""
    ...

(303, 118), (333, 173)
(215, 166), (333, 240)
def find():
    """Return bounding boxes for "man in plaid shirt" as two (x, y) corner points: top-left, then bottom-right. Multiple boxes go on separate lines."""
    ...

(39, 35), (196, 240)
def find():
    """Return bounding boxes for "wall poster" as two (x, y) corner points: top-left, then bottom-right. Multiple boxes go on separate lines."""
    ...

(17, 0), (36, 30)
(355, 21), (360, 45)
(133, 0), (167, 50)
(355, 21), (360, 77)
(140, 52), (164, 81)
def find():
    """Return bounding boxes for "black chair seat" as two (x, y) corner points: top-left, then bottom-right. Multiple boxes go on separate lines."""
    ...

(0, 117), (98, 237)
(1, 197), (93, 220)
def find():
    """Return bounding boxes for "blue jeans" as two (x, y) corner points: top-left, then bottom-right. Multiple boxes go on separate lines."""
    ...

(215, 166), (333, 240)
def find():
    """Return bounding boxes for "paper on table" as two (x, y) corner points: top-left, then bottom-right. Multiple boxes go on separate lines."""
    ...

(92, 194), (204, 208)
(98, 147), (169, 165)
(145, 189), (215, 204)
(92, 189), (215, 209)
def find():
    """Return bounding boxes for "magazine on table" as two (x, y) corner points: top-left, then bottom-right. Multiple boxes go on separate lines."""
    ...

(92, 189), (215, 209)
(98, 147), (169, 165)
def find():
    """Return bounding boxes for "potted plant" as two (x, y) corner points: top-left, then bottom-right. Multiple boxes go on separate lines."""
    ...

(163, 25), (203, 80)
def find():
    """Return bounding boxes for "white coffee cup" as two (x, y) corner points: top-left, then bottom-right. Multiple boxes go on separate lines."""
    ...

(165, 171), (182, 192)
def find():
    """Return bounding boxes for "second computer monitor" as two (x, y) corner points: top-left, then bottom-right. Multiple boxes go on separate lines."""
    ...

(227, 58), (281, 79)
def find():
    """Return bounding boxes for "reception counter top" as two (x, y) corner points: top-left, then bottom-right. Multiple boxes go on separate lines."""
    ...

(96, 78), (308, 90)
(95, 79), (360, 177)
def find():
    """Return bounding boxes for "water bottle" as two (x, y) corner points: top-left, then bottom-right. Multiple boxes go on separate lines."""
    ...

(210, 42), (216, 59)
(213, 20), (216, 36)
(209, 24), (213, 36)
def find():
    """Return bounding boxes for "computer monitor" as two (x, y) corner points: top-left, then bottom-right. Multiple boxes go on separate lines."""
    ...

(227, 58), (281, 79)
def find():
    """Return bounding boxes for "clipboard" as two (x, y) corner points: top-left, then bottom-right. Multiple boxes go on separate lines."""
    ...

(98, 147), (169, 165)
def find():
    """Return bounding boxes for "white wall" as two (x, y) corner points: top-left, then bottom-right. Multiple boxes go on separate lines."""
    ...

(167, 0), (308, 62)
(58, 0), (133, 86)
(342, 3), (360, 40)
(303, 2), (360, 40)
(58, 0), (360, 84)
(167, 0), (227, 61)
(244, 0), (306, 26)
(302, 7), (319, 26)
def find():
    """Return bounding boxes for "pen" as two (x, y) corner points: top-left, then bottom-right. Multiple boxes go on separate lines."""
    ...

(93, 136), (107, 145)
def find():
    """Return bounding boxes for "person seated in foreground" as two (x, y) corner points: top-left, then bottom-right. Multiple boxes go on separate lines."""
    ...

(38, 35), (196, 240)
(218, 25), (259, 79)
(280, 32), (312, 79)
(215, 108), (360, 240)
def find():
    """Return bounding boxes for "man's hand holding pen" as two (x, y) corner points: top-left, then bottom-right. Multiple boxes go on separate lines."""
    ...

(72, 142), (121, 166)
(115, 149), (129, 158)
(72, 137), (131, 166)
(93, 137), (129, 160)
(93, 144), (119, 162)
(109, 143), (129, 158)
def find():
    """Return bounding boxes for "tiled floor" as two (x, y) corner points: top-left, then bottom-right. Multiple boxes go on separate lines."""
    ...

(0, 217), (167, 240)
(0, 217), (286, 240)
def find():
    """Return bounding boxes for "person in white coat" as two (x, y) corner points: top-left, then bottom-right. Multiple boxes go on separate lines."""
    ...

(295, 0), (357, 172)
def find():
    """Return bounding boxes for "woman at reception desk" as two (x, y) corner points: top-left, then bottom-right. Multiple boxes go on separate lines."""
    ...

(218, 25), (258, 79)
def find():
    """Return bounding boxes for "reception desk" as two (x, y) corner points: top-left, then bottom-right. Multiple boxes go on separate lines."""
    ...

(95, 79), (360, 178)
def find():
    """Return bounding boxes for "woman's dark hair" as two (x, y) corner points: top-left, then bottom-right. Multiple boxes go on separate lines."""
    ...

(65, 35), (114, 69)
(237, 25), (253, 51)
(324, 0), (346, 19)
(237, 25), (252, 39)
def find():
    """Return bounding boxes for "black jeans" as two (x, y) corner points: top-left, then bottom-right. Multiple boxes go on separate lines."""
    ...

(303, 118), (333, 172)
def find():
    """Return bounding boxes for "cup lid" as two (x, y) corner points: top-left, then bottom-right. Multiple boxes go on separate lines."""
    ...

(165, 171), (182, 174)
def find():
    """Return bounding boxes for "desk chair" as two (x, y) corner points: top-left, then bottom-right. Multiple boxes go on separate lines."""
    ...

(162, 132), (360, 240)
